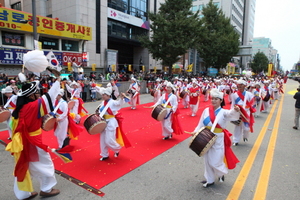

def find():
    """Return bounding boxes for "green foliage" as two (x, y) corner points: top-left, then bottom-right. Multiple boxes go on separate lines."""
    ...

(251, 52), (269, 73)
(195, 0), (240, 70)
(139, 0), (202, 75)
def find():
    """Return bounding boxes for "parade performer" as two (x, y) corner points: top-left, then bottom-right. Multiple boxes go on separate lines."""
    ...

(66, 81), (88, 123)
(231, 79), (255, 145)
(107, 78), (119, 100)
(181, 79), (190, 108)
(192, 89), (240, 188)
(127, 77), (140, 110)
(153, 78), (162, 103)
(261, 81), (272, 113)
(2, 86), (17, 139)
(252, 83), (262, 117)
(97, 87), (131, 161)
(188, 81), (200, 116)
(5, 79), (61, 199)
(153, 82), (183, 140)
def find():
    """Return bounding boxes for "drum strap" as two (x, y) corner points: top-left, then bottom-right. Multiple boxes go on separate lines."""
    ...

(45, 93), (54, 112)
(4, 96), (14, 108)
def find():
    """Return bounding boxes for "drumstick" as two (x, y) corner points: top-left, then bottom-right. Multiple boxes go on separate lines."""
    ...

(238, 110), (249, 122)
(144, 106), (153, 108)
(184, 131), (195, 135)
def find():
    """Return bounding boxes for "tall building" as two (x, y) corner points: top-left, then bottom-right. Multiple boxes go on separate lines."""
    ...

(191, 0), (256, 71)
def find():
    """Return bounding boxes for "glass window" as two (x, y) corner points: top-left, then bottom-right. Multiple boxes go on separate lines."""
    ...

(11, 2), (22, 11)
(1, 31), (25, 46)
(192, 6), (198, 12)
(39, 36), (59, 50)
(199, 5), (203, 11)
(213, 2), (220, 8)
(62, 40), (79, 51)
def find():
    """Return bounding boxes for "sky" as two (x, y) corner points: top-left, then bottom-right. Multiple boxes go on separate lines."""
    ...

(254, 0), (300, 71)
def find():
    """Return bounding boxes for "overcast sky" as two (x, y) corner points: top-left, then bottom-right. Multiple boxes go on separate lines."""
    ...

(254, 0), (300, 71)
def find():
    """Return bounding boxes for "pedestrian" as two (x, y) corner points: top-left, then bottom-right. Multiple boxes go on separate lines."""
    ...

(293, 86), (300, 130)
(5, 78), (61, 199)
(192, 88), (240, 188)
(72, 58), (81, 81)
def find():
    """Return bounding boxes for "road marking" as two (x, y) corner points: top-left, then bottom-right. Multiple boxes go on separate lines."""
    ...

(287, 90), (297, 95)
(226, 100), (278, 200)
(253, 88), (285, 199)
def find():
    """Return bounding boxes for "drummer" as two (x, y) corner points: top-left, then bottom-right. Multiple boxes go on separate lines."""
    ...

(65, 81), (87, 123)
(192, 88), (240, 188)
(152, 82), (183, 140)
(188, 81), (200, 117)
(153, 78), (162, 103)
(127, 77), (140, 110)
(98, 87), (131, 161)
(181, 79), (190, 108)
(2, 86), (17, 140)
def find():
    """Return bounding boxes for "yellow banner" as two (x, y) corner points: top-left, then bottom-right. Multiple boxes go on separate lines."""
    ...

(0, 7), (92, 40)
(268, 63), (273, 77)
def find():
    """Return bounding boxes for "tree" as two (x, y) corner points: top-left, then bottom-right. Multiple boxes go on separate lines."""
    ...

(195, 0), (240, 70)
(139, 0), (202, 75)
(251, 52), (269, 74)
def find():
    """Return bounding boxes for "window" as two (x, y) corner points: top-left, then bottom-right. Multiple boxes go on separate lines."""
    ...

(62, 40), (79, 51)
(199, 5), (204, 11)
(192, 6), (198, 12)
(39, 36), (59, 50)
(2, 31), (25, 46)
(11, 2), (22, 11)
(213, 2), (220, 8)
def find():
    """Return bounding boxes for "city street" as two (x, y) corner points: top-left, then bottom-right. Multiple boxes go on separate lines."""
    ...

(1, 79), (300, 200)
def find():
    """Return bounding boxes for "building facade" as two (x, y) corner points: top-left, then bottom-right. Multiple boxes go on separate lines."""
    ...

(0, 0), (164, 76)
(191, 0), (256, 71)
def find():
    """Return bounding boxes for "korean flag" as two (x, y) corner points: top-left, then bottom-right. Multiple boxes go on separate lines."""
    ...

(46, 51), (62, 72)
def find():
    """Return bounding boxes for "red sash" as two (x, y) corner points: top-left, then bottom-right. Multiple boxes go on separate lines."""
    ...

(164, 93), (171, 106)
(9, 100), (16, 108)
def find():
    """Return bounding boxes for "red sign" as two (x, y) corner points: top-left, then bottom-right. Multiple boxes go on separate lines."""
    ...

(62, 52), (82, 66)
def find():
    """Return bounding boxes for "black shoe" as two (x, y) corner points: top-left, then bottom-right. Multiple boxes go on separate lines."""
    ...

(62, 137), (70, 148)
(100, 157), (109, 161)
(219, 175), (225, 182)
(233, 142), (239, 146)
(293, 126), (298, 130)
(114, 152), (119, 157)
(243, 138), (248, 142)
(203, 182), (214, 188)
(7, 137), (11, 140)
(201, 180), (207, 184)
(163, 136), (170, 140)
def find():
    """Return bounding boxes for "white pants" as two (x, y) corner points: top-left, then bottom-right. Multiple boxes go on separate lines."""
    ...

(203, 132), (228, 183)
(190, 103), (199, 116)
(100, 126), (122, 157)
(161, 112), (173, 137)
(130, 94), (138, 108)
(182, 95), (189, 108)
(262, 100), (270, 112)
(54, 119), (68, 148)
(233, 122), (250, 143)
(14, 147), (57, 200)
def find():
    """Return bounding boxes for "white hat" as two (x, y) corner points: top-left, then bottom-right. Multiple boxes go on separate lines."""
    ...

(237, 79), (247, 85)
(70, 81), (78, 86)
(58, 89), (64, 96)
(103, 87), (112, 95)
(184, 79), (188, 82)
(131, 77), (137, 82)
(166, 82), (176, 91)
(106, 83), (112, 87)
(3, 86), (13, 93)
(210, 88), (224, 99)
(174, 77), (179, 79)
(264, 80), (270, 84)
(156, 78), (160, 82)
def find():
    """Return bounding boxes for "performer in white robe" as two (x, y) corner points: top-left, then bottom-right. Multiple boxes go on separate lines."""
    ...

(2, 86), (17, 139)
(127, 78), (140, 109)
(53, 89), (69, 149)
(98, 87), (126, 160)
(261, 81), (272, 113)
(153, 82), (178, 140)
(181, 79), (190, 108)
(66, 81), (82, 122)
(153, 78), (162, 103)
(231, 79), (255, 145)
(253, 83), (262, 117)
(193, 88), (240, 187)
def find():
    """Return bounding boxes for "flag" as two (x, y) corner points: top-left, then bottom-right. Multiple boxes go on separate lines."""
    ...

(46, 51), (62, 72)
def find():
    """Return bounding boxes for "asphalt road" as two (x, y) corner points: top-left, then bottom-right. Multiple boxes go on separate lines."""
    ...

(1, 80), (300, 200)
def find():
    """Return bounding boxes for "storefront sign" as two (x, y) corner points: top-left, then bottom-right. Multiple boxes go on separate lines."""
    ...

(0, 7), (92, 40)
(62, 52), (83, 66)
(108, 8), (149, 30)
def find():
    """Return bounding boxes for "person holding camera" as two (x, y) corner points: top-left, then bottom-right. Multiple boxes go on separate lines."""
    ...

(293, 86), (300, 130)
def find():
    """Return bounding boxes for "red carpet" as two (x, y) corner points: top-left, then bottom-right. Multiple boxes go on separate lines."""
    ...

(0, 95), (231, 196)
